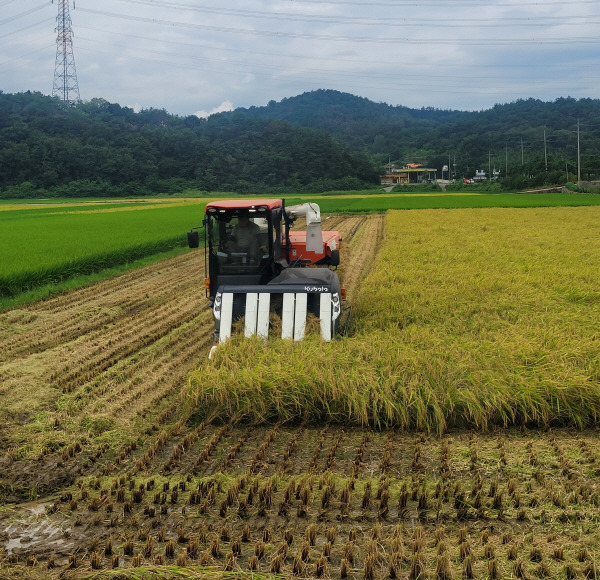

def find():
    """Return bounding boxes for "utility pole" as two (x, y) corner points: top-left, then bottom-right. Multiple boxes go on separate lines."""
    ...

(488, 151), (491, 182)
(52, 0), (80, 105)
(543, 129), (547, 171)
(521, 138), (524, 166)
(577, 119), (581, 185)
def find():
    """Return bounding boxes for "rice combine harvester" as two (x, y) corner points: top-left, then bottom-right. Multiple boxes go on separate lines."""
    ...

(187, 199), (349, 346)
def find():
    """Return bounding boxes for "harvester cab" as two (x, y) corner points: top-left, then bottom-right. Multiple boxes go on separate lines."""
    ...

(187, 199), (348, 344)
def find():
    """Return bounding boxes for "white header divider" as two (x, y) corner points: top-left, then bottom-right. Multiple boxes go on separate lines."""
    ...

(217, 290), (335, 343)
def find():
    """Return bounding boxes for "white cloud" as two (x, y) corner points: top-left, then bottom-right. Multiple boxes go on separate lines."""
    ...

(194, 100), (235, 119)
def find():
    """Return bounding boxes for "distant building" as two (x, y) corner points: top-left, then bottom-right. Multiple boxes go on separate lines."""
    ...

(473, 168), (500, 182)
(381, 163), (437, 185)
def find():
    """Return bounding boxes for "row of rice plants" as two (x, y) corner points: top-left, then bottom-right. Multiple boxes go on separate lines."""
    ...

(17, 467), (600, 578)
(0, 202), (206, 297)
(188, 206), (600, 432)
(5, 428), (600, 576)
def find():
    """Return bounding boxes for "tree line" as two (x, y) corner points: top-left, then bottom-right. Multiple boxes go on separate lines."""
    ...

(0, 91), (380, 198)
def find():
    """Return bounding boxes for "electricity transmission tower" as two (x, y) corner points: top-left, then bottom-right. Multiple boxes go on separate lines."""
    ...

(52, 0), (80, 105)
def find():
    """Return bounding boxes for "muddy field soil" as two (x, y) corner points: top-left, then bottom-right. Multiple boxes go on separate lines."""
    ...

(2, 427), (600, 579)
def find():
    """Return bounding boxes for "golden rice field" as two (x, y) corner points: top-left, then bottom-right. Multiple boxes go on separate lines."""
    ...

(1, 207), (600, 579)
(190, 207), (600, 432)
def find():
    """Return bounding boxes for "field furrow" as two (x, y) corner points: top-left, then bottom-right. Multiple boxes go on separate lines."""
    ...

(24, 251), (204, 314)
(339, 212), (384, 301)
(0, 260), (204, 361)
(92, 316), (214, 420)
(50, 301), (201, 392)
(62, 309), (213, 415)
(2, 429), (600, 580)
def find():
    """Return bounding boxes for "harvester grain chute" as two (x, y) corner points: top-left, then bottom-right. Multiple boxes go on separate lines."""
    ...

(187, 199), (350, 345)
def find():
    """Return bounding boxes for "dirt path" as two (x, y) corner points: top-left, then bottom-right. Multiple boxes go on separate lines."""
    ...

(338, 213), (384, 301)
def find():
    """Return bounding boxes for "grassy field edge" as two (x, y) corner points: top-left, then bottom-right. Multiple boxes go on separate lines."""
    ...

(0, 246), (191, 312)
(0, 236), (186, 299)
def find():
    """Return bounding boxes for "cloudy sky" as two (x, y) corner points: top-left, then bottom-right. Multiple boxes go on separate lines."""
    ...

(1, 0), (599, 117)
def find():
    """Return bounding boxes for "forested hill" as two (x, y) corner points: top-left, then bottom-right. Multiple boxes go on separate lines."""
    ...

(2, 89), (600, 198)
(0, 91), (380, 198)
(236, 89), (469, 149)
(234, 90), (600, 187)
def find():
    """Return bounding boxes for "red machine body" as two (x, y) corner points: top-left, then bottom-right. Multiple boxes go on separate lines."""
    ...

(287, 230), (342, 266)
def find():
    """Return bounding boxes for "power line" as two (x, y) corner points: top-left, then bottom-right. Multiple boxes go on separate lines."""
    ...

(0, 17), (54, 40)
(0, 4), (48, 27)
(75, 34), (600, 87)
(74, 38), (598, 100)
(2, 0), (599, 113)
(0, 44), (54, 73)
(75, 8), (600, 45)
(112, 0), (600, 28)
(76, 24), (600, 72)
(280, 0), (598, 6)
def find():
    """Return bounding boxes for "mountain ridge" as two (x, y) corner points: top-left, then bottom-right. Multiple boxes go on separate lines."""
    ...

(1, 89), (599, 196)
